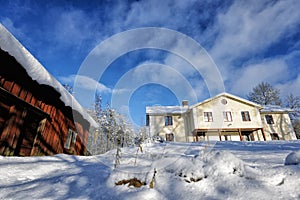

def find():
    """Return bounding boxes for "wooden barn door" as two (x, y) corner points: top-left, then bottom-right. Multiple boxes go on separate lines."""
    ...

(14, 109), (43, 156)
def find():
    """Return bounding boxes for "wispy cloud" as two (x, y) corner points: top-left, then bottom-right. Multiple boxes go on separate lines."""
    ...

(230, 58), (290, 96)
(1, 0), (299, 115)
(58, 74), (111, 93)
(208, 0), (300, 85)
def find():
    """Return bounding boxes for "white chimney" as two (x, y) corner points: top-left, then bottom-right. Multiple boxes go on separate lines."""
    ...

(182, 100), (188, 107)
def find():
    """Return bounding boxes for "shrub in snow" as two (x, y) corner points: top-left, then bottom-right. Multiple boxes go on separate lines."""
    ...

(284, 151), (300, 165)
(115, 178), (146, 188)
(149, 168), (157, 189)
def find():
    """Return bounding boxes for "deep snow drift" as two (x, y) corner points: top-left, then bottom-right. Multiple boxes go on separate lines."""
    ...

(0, 141), (300, 200)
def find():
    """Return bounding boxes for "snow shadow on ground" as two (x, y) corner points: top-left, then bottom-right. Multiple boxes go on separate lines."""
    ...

(0, 155), (115, 199)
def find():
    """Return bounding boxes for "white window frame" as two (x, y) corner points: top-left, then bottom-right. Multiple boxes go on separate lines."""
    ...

(64, 129), (77, 149)
(223, 111), (233, 122)
(204, 112), (213, 122)
(165, 116), (173, 126)
(241, 111), (251, 121)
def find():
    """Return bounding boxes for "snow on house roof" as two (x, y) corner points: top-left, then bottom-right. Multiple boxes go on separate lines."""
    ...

(260, 105), (294, 113)
(191, 92), (262, 109)
(0, 23), (98, 127)
(146, 106), (188, 115)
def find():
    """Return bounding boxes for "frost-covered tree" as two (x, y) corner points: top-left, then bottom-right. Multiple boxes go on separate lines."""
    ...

(62, 84), (73, 94)
(136, 126), (150, 143)
(248, 82), (282, 105)
(87, 94), (135, 155)
(87, 93), (107, 154)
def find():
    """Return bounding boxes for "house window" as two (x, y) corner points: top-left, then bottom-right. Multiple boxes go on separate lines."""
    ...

(146, 114), (149, 126)
(241, 111), (251, 121)
(64, 129), (77, 149)
(165, 116), (173, 126)
(166, 133), (174, 141)
(265, 115), (274, 124)
(270, 133), (279, 140)
(223, 111), (232, 122)
(204, 112), (213, 122)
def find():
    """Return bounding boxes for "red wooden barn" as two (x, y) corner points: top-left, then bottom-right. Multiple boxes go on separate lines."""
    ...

(0, 24), (98, 156)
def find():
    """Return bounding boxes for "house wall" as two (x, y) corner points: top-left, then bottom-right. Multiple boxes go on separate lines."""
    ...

(192, 96), (262, 130)
(149, 113), (186, 142)
(261, 113), (297, 140)
(0, 49), (90, 156)
(147, 94), (296, 142)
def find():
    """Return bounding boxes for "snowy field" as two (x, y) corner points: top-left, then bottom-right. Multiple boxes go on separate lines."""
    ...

(0, 141), (300, 200)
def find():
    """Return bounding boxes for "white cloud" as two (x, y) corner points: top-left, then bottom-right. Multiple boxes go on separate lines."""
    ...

(277, 74), (300, 97)
(2, 0), (299, 106)
(59, 74), (111, 93)
(210, 0), (300, 63)
(50, 9), (100, 47)
(230, 58), (290, 96)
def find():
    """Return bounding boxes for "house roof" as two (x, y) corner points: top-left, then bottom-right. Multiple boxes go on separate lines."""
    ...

(146, 106), (188, 115)
(0, 23), (98, 127)
(146, 93), (263, 115)
(261, 105), (294, 113)
(190, 92), (262, 109)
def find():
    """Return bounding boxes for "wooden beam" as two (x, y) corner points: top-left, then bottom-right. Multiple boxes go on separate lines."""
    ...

(218, 129), (222, 141)
(238, 129), (243, 141)
(261, 128), (266, 141)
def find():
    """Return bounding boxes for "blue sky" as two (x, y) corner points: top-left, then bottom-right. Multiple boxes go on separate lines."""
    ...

(0, 0), (299, 127)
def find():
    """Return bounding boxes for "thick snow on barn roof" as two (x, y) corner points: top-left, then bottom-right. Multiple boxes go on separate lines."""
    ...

(0, 23), (98, 127)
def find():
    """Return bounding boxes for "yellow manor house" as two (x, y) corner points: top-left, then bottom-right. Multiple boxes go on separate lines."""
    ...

(146, 93), (297, 142)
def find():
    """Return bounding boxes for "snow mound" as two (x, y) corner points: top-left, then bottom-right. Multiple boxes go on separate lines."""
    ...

(110, 150), (246, 188)
(205, 151), (245, 176)
(284, 151), (300, 165)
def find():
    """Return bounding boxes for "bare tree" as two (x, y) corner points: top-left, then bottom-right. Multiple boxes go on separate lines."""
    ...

(285, 93), (300, 139)
(285, 93), (300, 120)
(292, 119), (300, 139)
(248, 82), (282, 105)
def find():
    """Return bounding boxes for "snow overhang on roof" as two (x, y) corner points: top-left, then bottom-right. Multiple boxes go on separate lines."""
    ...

(191, 92), (262, 109)
(146, 106), (188, 115)
(0, 23), (98, 128)
(260, 105), (294, 113)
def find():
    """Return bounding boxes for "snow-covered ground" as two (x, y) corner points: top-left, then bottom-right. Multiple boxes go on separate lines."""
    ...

(0, 141), (300, 200)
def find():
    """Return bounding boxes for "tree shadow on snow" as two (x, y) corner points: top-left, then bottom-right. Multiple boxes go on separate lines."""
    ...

(0, 155), (116, 199)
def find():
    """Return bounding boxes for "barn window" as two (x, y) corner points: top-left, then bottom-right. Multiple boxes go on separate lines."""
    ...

(223, 111), (232, 122)
(265, 115), (274, 124)
(165, 116), (173, 126)
(64, 129), (77, 149)
(241, 111), (251, 121)
(204, 112), (213, 122)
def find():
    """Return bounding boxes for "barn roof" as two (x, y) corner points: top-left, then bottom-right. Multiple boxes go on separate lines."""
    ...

(0, 23), (98, 127)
